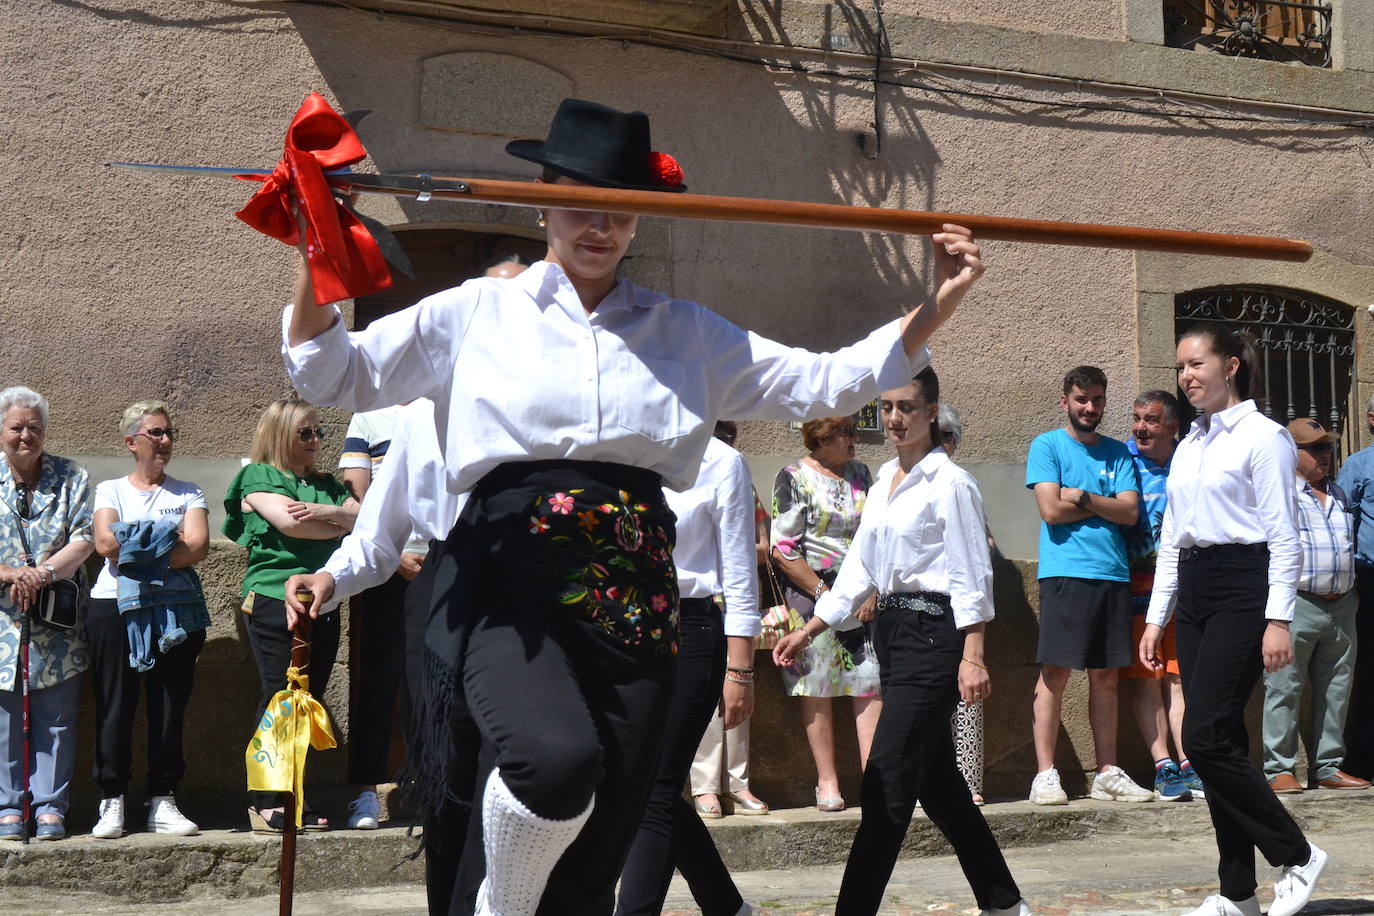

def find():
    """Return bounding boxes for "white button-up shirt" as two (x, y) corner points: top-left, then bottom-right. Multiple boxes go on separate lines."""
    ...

(814, 449), (995, 631)
(320, 398), (458, 611)
(665, 436), (760, 638)
(1145, 399), (1300, 626)
(282, 261), (928, 501)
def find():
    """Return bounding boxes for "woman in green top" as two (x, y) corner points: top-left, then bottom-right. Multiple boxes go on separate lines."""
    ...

(223, 398), (358, 832)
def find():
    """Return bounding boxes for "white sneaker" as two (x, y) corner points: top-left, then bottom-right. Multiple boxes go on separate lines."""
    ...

(1270, 842), (1328, 916)
(347, 790), (381, 830)
(981, 900), (1033, 915)
(732, 904), (752, 916)
(147, 795), (199, 836)
(92, 795), (125, 839)
(1029, 768), (1069, 806)
(1177, 895), (1260, 916)
(1090, 766), (1155, 802)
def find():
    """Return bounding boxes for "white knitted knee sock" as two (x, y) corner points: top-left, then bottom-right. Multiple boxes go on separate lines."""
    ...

(473, 772), (594, 916)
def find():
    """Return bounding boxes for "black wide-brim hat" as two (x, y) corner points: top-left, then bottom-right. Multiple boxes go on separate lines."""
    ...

(506, 98), (686, 193)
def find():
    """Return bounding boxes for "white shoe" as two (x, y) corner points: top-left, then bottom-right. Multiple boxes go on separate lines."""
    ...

(92, 795), (125, 839)
(1270, 843), (1328, 916)
(347, 790), (381, 830)
(732, 904), (753, 916)
(147, 795), (199, 836)
(981, 900), (1032, 915)
(1177, 894), (1260, 916)
(1029, 768), (1068, 806)
(1090, 766), (1155, 802)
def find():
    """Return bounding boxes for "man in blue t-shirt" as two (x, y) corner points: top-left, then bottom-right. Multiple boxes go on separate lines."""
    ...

(1025, 366), (1149, 806)
(1120, 390), (1203, 802)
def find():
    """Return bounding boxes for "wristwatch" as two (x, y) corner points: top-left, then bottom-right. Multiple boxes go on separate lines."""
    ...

(40, 563), (56, 584)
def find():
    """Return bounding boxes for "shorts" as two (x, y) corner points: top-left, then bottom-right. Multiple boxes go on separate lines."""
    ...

(1120, 614), (1180, 679)
(1036, 577), (1132, 670)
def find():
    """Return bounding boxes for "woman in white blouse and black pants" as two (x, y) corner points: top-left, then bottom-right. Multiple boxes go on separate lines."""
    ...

(1140, 325), (1325, 916)
(282, 99), (985, 916)
(774, 368), (1028, 916)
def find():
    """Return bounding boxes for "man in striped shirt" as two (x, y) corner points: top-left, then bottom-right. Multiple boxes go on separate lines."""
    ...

(1261, 418), (1370, 793)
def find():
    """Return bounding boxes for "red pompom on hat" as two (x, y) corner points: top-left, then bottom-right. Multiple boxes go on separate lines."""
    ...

(648, 152), (685, 190)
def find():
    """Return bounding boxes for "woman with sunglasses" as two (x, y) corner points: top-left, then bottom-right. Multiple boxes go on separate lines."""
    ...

(0, 386), (94, 841)
(771, 416), (882, 812)
(281, 99), (982, 915)
(87, 402), (208, 839)
(223, 398), (358, 833)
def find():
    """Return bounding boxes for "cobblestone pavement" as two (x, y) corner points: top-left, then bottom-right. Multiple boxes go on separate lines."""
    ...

(3, 809), (1371, 914)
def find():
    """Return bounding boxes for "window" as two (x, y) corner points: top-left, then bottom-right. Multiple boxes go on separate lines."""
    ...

(1174, 285), (1356, 456)
(1163, 1), (1332, 67)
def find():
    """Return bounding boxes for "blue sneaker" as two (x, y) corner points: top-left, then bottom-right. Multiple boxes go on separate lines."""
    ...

(1154, 761), (1193, 802)
(1179, 761), (1206, 798)
(0, 820), (21, 841)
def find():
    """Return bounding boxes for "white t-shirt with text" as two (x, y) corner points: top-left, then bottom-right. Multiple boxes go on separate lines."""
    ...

(91, 475), (207, 599)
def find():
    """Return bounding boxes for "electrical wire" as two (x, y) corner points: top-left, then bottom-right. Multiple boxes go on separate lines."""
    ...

(271, 0), (1374, 131)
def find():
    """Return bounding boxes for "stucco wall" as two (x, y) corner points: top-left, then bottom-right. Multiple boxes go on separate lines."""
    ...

(6, 0), (1374, 816)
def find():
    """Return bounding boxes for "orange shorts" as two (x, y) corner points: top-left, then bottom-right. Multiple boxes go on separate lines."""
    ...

(1121, 614), (1180, 679)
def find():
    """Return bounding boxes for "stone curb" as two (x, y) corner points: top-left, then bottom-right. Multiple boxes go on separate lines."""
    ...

(0, 791), (1368, 903)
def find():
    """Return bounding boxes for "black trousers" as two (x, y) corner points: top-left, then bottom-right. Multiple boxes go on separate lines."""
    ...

(836, 603), (1021, 915)
(441, 601), (674, 916)
(87, 597), (205, 797)
(243, 593), (341, 810)
(1175, 545), (1309, 901)
(1347, 565), (1374, 779)
(349, 572), (410, 786)
(616, 598), (743, 916)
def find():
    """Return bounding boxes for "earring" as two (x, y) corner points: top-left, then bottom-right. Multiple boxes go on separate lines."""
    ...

(537, 212), (547, 229)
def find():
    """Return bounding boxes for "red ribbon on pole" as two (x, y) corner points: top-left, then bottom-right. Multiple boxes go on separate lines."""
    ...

(235, 93), (392, 306)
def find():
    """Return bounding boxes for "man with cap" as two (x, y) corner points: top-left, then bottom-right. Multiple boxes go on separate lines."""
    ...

(1261, 418), (1371, 793)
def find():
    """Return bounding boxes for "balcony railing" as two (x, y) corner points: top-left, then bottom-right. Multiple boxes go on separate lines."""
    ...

(1163, 0), (1332, 67)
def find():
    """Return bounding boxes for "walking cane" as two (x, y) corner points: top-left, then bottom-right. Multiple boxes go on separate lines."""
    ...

(279, 588), (314, 916)
(18, 604), (31, 846)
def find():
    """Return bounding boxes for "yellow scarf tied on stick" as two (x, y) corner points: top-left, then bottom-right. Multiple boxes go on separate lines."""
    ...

(245, 665), (336, 828)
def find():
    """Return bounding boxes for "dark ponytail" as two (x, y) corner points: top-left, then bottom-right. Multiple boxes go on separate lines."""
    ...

(913, 366), (943, 448)
(1179, 324), (1262, 400)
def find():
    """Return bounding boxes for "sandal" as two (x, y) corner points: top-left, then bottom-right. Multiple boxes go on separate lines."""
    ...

(249, 807), (330, 834)
(693, 794), (723, 819)
(249, 806), (285, 835)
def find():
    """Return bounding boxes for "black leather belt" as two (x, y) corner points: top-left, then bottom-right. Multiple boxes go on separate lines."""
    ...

(1179, 543), (1268, 563)
(878, 591), (951, 616)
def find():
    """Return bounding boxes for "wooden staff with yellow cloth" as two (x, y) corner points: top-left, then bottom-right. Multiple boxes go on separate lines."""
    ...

(244, 589), (336, 916)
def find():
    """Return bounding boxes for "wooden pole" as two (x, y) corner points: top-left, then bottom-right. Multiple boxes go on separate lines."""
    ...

(279, 591), (314, 916)
(342, 174), (1313, 263)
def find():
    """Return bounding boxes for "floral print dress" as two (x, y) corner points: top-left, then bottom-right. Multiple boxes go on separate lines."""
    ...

(771, 460), (879, 698)
(0, 455), (93, 694)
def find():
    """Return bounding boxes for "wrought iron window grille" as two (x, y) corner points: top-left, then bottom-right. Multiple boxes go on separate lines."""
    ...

(1163, 0), (1333, 68)
(1174, 285), (1356, 455)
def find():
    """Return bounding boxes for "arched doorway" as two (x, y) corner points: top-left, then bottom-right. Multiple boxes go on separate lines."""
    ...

(353, 226), (546, 329)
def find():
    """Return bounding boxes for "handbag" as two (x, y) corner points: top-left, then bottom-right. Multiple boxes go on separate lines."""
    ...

(7, 496), (83, 631)
(755, 560), (803, 652)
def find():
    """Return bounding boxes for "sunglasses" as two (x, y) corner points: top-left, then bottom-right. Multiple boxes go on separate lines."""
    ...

(940, 430), (958, 442)
(1298, 442), (1332, 454)
(830, 427), (858, 440)
(136, 427), (178, 441)
(297, 427), (326, 443)
(14, 484), (30, 520)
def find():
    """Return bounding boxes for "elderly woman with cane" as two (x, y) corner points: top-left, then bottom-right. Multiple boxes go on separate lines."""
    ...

(281, 98), (984, 915)
(0, 386), (94, 841)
